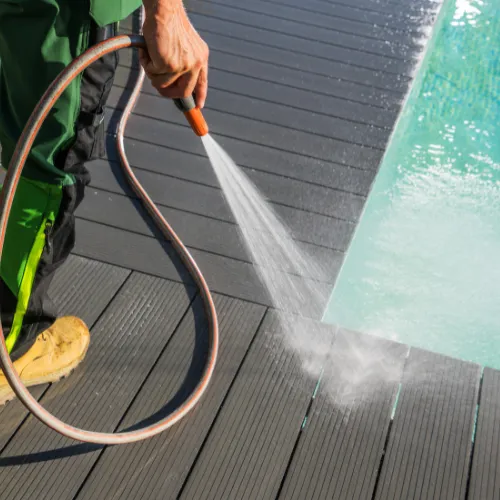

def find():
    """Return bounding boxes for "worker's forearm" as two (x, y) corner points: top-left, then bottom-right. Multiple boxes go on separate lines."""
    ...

(139, 0), (210, 107)
(141, 0), (185, 17)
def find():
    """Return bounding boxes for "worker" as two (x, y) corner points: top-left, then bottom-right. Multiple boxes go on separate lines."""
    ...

(0, 0), (209, 404)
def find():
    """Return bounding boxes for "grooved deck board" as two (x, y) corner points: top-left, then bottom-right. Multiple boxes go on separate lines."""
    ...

(468, 368), (500, 500)
(77, 186), (343, 283)
(73, 218), (331, 309)
(300, 0), (439, 22)
(103, 120), (376, 195)
(121, 0), (429, 33)
(48, 255), (131, 326)
(88, 150), (362, 244)
(179, 312), (336, 499)
(93, 133), (366, 223)
(121, 28), (413, 96)
(279, 330), (407, 499)
(118, 46), (404, 109)
(0, 256), (129, 452)
(187, 0), (417, 46)
(0, 387), (47, 454)
(109, 83), (389, 151)
(374, 349), (481, 500)
(74, 218), (191, 284)
(106, 98), (383, 170)
(76, 294), (266, 500)
(187, 14), (410, 77)
(200, 34), (408, 91)
(88, 153), (355, 251)
(114, 64), (398, 129)
(186, 0), (413, 62)
(0, 275), (195, 500)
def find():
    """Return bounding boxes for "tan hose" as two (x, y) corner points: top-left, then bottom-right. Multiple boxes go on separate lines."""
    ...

(0, 34), (219, 444)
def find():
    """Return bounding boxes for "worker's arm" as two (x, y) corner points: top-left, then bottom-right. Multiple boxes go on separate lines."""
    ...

(140, 0), (209, 108)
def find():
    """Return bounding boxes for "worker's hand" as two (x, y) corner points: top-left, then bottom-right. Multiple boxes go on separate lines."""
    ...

(140, 0), (209, 108)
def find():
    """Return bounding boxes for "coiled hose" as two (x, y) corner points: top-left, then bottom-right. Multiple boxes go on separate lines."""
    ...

(0, 34), (219, 444)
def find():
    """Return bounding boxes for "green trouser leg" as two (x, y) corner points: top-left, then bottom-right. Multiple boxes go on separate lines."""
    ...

(0, 0), (138, 358)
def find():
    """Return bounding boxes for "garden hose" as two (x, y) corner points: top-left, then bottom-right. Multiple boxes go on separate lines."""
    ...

(0, 34), (218, 445)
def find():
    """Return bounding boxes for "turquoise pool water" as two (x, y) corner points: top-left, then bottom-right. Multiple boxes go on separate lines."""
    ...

(323, 0), (500, 369)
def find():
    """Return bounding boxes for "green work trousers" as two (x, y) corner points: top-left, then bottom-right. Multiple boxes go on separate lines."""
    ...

(0, 0), (140, 357)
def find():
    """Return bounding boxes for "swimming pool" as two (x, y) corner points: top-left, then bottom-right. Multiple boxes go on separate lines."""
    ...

(323, 0), (500, 369)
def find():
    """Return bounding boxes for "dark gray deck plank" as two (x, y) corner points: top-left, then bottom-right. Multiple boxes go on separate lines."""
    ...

(207, 18), (410, 90)
(118, 45), (404, 109)
(374, 349), (480, 500)
(109, 81), (390, 150)
(93, 132), (366, 223)
(190, 0), (417, 46)
(0, 387), (47, 454)
(0, 256), (130, 452)
(468, 368), (500, 500)
(179, 312), (335, 499)
(105, 106), (382, 177)
(120, 0), (426, 33)
(257, 0), (428, 31)
(76, 294), (266, 500)
(48, 255), (131, 327)
(186, 12), (411, 77)
(114, 64), (397, 130)
(86, 158), (355, 251)
(77, 186), (343, 283)
(103, 118), (376, 196)
(119, 10), (414, 83)
(73, 218), (188, 284)
(276, 0), (411, 30)
(315, 0), (441, 22)
(198, 44), (405, 104)
(186, 0), (413, 61)
(0, 274), (195, 500)
(73, 219), (332, 308)
(280, 330), (407, 499)
(107, 91), (384, 170)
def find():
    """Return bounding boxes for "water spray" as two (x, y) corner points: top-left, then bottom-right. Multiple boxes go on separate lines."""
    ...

(0, 34), (218, 445)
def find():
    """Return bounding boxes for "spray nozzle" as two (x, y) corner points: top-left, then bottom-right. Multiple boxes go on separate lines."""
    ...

(173, 96), (209, 137)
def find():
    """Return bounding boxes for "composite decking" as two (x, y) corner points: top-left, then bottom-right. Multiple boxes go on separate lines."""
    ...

(0, 0), (497, 498)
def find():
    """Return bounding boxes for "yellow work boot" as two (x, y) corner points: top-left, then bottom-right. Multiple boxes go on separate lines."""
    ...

(0, 316), (90, 405)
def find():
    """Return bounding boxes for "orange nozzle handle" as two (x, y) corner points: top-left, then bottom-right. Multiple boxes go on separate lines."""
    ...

(173, 96), (209, 137)
(183, 108), (209, 137)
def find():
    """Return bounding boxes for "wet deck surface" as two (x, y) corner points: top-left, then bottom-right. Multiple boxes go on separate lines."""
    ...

(0, 0), (497, 498)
